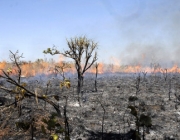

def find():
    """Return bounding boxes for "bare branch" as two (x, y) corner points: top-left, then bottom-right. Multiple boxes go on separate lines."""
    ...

(0, 51), (62, 117)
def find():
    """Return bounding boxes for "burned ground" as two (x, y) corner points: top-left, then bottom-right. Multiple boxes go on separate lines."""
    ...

(0, 73), (180, 140)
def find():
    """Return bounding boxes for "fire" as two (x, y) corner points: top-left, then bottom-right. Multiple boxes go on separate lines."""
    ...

(0, 61), (7, 75)
(97, 63), (104, 74)
(168, 64), (179, 73)
(0, 57), (180, 77)
(110, 56), (121, 73)
(88, 63), (104, 74)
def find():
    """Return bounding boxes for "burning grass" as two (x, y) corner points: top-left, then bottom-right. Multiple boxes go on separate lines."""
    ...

(0, 60), (180, 78)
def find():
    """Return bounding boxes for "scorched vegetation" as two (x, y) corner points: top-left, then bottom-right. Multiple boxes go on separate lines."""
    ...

(0, 37), (180, 140)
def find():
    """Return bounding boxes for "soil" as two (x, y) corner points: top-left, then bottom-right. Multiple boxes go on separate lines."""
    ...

(0, 73), (180, 140)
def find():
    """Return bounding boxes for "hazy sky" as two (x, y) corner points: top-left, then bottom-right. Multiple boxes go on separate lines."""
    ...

(0, 0), (180, 66)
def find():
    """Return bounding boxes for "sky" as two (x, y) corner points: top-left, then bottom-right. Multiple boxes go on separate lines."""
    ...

(0, 0), (180, 67)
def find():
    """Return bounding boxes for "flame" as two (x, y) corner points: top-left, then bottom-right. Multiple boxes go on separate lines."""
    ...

(97, 63), (104, 74)
(88, 63), (104, 74)
(1, 56), (180, 77)
(0, 61), (7, 75)
(110, 56), (121, 73)
(168, 64), (179, 73)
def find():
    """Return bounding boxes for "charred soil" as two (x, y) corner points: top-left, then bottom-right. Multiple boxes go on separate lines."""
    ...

(0, 73), (179, 140)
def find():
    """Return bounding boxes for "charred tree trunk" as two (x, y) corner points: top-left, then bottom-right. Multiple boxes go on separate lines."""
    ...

(77, 73), (81, 105)
(168, 79), (172, 101)
(9, 51), (23, 117)
(95, 63), (98, 92)
(64, 96), (70, 139)
(77, 71), (83, 106)
(135, 74), (141, 96)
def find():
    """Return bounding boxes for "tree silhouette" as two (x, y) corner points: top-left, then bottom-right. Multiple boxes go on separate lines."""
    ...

(44, 36), (98, 104)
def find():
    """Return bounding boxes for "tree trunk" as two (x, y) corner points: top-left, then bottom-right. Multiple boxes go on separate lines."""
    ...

(77, 72), (83, 106)
(77, 73), (81, 92)
(95, 63), (98, 92)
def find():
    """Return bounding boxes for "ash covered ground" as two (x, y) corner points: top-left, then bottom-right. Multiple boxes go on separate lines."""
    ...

(0, 72), (180, 140)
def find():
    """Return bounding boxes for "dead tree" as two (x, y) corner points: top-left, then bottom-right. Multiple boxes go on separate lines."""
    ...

(44, 36), (98, 105)
(161, 68), (168, 81)
(48, 62), (71, 80)
(135, 73), (141, 96)
(141, 71), (147, 81)
(44, 80), (51, 110)
(168, 78), (172, 101)
(9, 50), (23, 116)
(150, 62), (161, 80)
(95, 63), (99, 92)
(56, 62), (71, 80)
(0, 51), (61, 117)
(63, 96), (70, 139)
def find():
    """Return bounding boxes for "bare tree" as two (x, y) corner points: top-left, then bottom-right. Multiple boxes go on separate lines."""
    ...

(8, 51), (23, 116)
(135, 73), (141, 96)
(95, 63), (99, 92)
(48, 61), (71, 80)
(141, 71), (147, 81)
(161, 68), (168, 81)
(44, 36), (98, 104)
(0, 51), (61, 117)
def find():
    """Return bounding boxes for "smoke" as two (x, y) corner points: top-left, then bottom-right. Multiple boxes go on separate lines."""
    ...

(101, 0), (180, 67)
(119, 43), (171, 67)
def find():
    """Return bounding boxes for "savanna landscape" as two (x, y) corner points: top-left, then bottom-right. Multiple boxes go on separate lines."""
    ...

(0, 37), (180, 140)
(1, 1), (180, 140)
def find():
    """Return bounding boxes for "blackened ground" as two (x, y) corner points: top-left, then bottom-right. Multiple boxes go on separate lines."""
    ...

(0, 73), (180, 139)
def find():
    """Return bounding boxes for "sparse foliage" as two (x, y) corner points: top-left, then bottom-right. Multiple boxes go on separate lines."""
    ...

(0, 50), (62, 139)
(128, 104), (152, 140)
(41, 112), (64, 139)
(44, 36), (98, 105)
